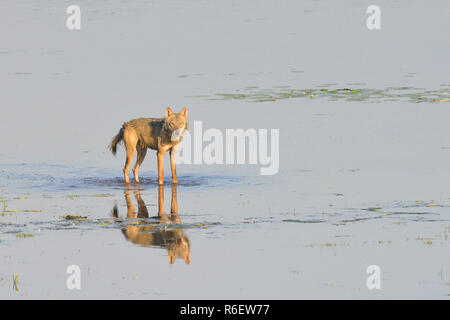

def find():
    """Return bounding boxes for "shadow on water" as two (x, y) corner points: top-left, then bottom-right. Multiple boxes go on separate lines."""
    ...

(111, 184), (191, 265)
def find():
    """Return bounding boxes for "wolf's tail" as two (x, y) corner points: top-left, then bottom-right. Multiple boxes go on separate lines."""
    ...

(109, 125), (125, 155)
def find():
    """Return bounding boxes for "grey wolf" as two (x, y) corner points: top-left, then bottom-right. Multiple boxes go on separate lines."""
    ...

(109, 107), (188, 184)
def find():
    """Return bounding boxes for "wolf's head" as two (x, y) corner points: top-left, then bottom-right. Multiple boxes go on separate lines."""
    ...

(168, 234), (191, 265)
(163, 107), (188, 142)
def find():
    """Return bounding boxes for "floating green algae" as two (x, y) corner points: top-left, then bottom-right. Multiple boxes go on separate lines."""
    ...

(201, 86), (449, 104)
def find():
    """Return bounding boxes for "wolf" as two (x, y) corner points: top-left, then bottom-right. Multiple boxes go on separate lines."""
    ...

(109, 107), (188, 184)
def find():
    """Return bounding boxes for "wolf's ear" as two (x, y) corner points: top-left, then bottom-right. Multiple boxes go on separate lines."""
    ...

(180, 107), (188, 118)
(165, 107), (174, 118)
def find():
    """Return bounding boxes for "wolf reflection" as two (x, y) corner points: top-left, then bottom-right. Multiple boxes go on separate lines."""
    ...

(111, 185), (190, 265)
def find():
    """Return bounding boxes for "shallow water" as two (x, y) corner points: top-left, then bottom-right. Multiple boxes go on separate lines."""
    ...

(0, 0), (449, 299)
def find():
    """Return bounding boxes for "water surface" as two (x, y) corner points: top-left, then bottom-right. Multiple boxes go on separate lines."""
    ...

(0, 0), (449, 299)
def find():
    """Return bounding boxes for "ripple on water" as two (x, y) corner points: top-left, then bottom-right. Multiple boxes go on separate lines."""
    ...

(0, 163), (243, 193)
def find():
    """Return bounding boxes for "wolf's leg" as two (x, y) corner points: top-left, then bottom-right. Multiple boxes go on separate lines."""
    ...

(170, 184), (178, 215)
(124, 190), (136, 218)
(157, 151), (165, 185)
(169, 146), (179, 184)
(123, 148), (135, 184)
(157, 184), (165, 216)
(133, 146), (147, 183)
(123, 129), (138, 184)
(134, 189), (149, 218)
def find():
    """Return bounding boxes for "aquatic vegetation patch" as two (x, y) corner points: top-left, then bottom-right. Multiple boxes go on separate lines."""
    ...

(200, 86), (450, 104)
(3, 209), (43, 213)
(15, 233), (34, 239)
(283, 218), (325, 224)
(13, 274), (19, 292)
(0, 199), (43, 215)
(61, 214), (88, 221)
(306, 242), (349, 248)
(67, 193), (112, 199)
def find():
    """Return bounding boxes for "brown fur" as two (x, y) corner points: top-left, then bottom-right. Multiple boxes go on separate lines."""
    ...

(109, 107), (188, 184)
(111, 185), (190, 265)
